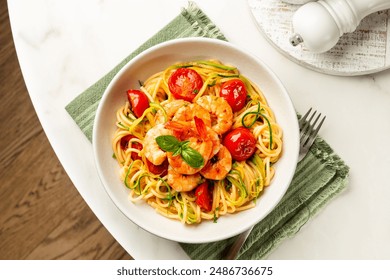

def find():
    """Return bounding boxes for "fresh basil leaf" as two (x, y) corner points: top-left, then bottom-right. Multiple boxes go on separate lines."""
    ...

(181, 147), (204, 168)
(181, 140), (190, 149)
(156, 135), (180, 152)
(155, 135), (180, 152)
(156, 135), (204, 168)
(172, 147), (182, 156)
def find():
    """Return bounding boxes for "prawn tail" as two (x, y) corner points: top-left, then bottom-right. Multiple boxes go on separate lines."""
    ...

(194, 116), (208, 140)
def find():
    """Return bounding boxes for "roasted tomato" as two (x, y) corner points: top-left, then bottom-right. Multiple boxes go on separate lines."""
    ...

(194, 182), (212, 212)
(220, 78), (247, 112)
(120, 135), (143, 161)
(127, 89), (149, 118)
(168, 68), (203, 102)
(223, 127), (256, 161)
(146, 158), (169, 177)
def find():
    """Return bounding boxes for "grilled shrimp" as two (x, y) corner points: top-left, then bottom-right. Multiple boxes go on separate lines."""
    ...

(207, 126), (221, 156)
(165, 117), (213, 175)
(196, 95), (233, 135)
(172, 103), (211, 127)
(143, 123), (172, 165)
(167, 136), (213, 175)
(155, 99), (190, 124)
(167, 166), (203, 192)
(200, 145), (232, 180)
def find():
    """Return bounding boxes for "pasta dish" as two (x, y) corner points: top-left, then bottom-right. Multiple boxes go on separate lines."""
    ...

(112, 60), (282, 224)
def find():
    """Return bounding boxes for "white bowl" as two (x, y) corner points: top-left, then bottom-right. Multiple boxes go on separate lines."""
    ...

(93, 38), (299, 244)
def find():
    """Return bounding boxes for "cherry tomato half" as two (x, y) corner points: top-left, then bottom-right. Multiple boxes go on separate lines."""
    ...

(220, 79), (247, 112)
(168, 68), (203, 102)
(223, 127), (256, 161)
(120, 135), (143, 161)
(146, 158), (168, 177)
(195, 182), (212, 212)
(127, 89), (149, 118)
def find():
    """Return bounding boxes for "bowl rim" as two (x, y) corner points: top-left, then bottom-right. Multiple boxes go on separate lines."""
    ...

(92, 37), (299, 243)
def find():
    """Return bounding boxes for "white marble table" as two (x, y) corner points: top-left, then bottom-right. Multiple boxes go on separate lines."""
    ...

(8, 0), (390, 259)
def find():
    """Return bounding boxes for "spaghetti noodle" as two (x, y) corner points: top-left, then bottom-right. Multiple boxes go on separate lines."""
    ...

(112, 60), (283, 224)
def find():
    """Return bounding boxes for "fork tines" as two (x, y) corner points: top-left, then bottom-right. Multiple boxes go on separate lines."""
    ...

(299, 108), (326, 148)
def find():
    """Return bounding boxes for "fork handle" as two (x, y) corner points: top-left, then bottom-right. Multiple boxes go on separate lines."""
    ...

(222, 226), (254, 260)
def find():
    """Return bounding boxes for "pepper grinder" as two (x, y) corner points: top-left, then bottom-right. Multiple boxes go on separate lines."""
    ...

(290, 0), (390, 53)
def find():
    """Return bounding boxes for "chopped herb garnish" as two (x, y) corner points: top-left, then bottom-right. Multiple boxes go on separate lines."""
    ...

(213, 207), (220, 223)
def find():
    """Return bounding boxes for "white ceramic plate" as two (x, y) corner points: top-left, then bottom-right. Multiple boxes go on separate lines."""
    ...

(93, 38), (299, 243)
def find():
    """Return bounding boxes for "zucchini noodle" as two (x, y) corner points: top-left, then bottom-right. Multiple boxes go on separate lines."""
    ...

(112, 60), (283, 224)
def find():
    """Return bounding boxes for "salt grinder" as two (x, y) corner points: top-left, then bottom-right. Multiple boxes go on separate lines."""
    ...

(290, 0), (390, 53)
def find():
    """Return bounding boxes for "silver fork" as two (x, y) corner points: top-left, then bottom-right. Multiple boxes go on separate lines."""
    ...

(298, 108), (326, 161)
(222, 108), (326, 260)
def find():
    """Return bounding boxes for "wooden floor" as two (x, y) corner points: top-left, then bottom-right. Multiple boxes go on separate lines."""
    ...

(0, 1), (132, 260)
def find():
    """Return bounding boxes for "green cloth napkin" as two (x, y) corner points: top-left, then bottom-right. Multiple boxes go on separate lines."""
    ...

(181, 137), (349, 259)
(66, 2), (349, 260)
